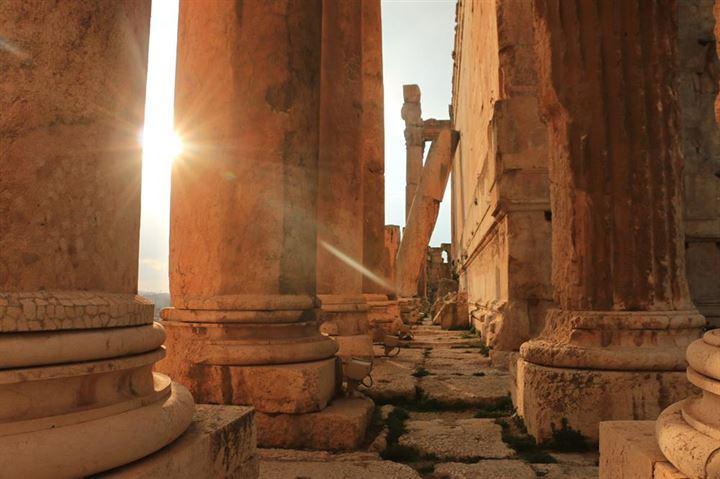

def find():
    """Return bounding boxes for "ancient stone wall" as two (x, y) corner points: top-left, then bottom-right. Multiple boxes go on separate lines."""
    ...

(678, 0), (720, 327)
(450, 0), (552, 351)
(426, 244), (453, 303)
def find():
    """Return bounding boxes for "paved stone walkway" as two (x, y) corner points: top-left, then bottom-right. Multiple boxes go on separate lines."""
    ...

(259, 319), (600, 478)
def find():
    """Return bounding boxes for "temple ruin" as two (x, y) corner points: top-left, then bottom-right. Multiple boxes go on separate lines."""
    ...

(1, 0), (719, 478)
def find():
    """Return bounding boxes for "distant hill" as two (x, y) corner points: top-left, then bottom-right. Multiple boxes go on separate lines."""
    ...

(139, 291), (170, 318)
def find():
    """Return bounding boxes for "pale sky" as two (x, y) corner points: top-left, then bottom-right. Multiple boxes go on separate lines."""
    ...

(138, 0), (456, 293)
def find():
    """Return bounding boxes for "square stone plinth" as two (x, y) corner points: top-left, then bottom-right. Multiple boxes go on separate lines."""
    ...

(255, 397), (374, 450)
(516, 359), (695, 442)
(94, 404), (258, 479)
(599, 421), (687, 479)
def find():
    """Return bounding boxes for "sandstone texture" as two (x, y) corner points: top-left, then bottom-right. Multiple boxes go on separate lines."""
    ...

(450, 0), (552, 353)
(432, 460), (535, 479)
(399, 418), (513, 460)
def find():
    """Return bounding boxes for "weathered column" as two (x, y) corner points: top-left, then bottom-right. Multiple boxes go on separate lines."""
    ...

(357, 0), (399, 342)
(0, 2), (194, 477)
(402, 85), (424, 218)
(316, 0), (373, 360)
(517, 0), (705, 443)
(654, 3), (720, 477)
(159, 0), (338, 419)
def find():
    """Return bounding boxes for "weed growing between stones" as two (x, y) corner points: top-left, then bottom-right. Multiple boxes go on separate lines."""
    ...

(496, 416), (556, 464)
(474, 395), (514, 418)
(412, 367), (432, 378)
(545, 418), (591, 452)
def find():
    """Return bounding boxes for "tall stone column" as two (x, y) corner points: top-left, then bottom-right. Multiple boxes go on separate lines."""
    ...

(0, 2), (194, 477)
(357, 0), (399, 342)
(517, 0), (705, 443)
(316, 0), (373, 360)
(654, 3), (720, 476)
(159, 0), (338, 417)
(403, 85), (424, 218)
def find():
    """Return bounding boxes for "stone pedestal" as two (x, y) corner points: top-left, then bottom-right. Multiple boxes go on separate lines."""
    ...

(255, 397), (374, 451)
(158, 0), (338, 419)
(95, 405), (258, 479)
(365, 293), (401, 342)
(316, 0), (381, 363)
(0, 2), (194, 477)
(599, 421), (687, 479)
(517, 0), (704, 442)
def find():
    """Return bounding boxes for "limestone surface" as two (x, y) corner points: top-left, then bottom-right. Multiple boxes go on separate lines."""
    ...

(399, 418), (513, 460)
(432, 460), (535, 479)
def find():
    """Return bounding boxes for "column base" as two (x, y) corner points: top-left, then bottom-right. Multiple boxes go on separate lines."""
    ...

(0, 381), (194, 479)
(599, 420), (687, 479)
(94, 404), (258, 479)
(398, 297), (423, 324)
(364, 294), (400, 342)
(157, 353), (338, 414)
(255, 396), (374, 450)
(318, 295), (374, 360)
(516, 359), (694, 443)
(656, 401), (720, 479)
(334, 334), (374, 360)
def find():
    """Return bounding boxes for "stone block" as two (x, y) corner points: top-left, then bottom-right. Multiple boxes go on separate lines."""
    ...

(258, 450), (420, 479)
(399, 418), (514, 460)
(255, 397), (373, 450)
(599, 421), (667, 479)
(95, 404), (258, 479)
(418, 373), (510, 408)
(333, 334), (374, 359)
(434, 460), (535, 479)
(158, 358), (338, 415)
(517, 360), (695, 442)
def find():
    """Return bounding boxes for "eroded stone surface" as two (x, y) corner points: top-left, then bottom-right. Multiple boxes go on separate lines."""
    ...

(399, 418), (513, 460)
(433, 460), (535, 479)
(255, 397), (373, 450)
(418, 373), (510, 408)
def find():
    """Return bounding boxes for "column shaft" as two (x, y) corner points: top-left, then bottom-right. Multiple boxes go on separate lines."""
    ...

(159, 0), (338, 414)
(0, 2), (193, 476)
(517, 0), (704, 442)
(316, 0), (374, 359)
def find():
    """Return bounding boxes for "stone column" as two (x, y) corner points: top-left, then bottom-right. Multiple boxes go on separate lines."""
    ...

(654, 3), (720, 476)
(357, 0), (399, 342)
(0, 2), (194, 477)
(402, 85), (424, 218)
(159, 0), (338, 417)
(517, 0), (705, 443)
(316, 0), (373, 361)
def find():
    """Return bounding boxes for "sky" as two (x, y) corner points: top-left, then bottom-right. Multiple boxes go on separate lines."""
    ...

(138, 0), (456, 293)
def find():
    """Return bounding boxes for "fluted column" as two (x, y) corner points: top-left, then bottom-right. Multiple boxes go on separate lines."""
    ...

(316, 0), (373, 360)
(0, 2), (193, 477)
(159, 0), (338, 414)
(654, 3), (720, 476)
(517, 0), (704, 442)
